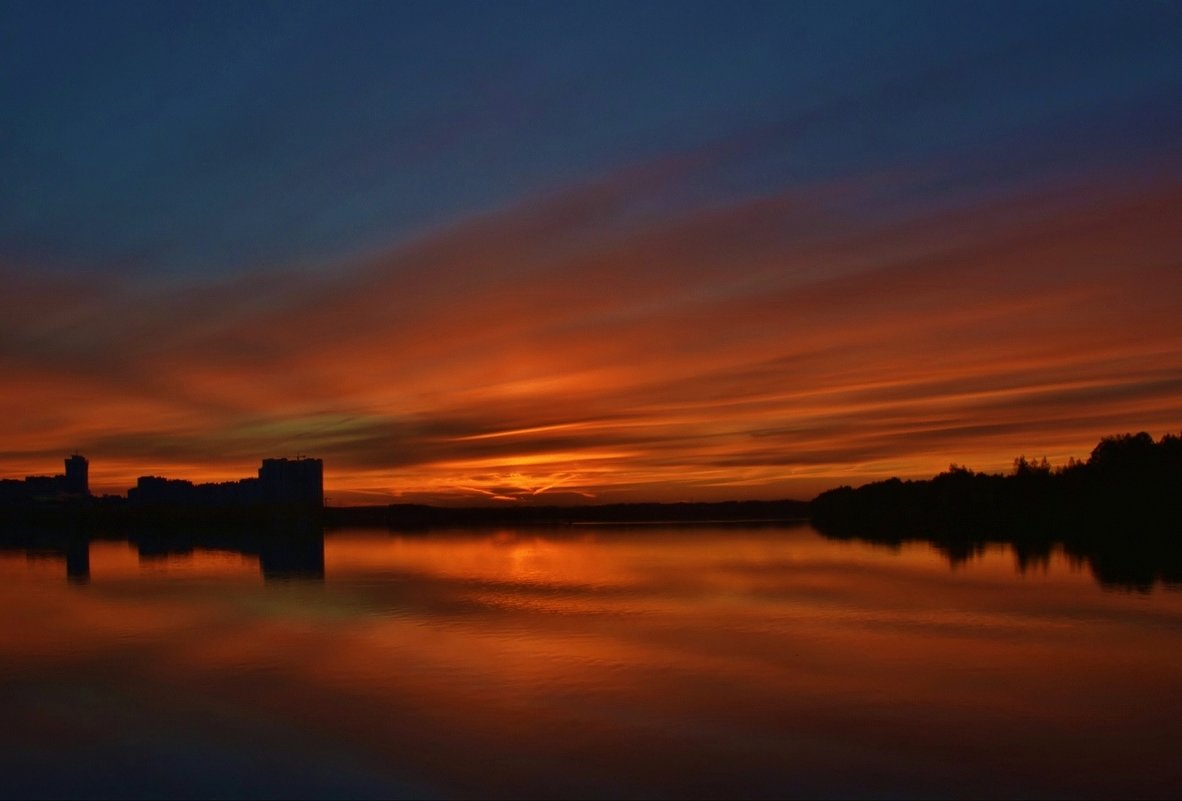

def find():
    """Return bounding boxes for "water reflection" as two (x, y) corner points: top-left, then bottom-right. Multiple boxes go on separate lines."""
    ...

(64, 538), (90, 584)
(813, 525), (1182, 592)
(0, 525), (1180, 798)
(0, 523), (325, 583)
(2, 519), (1177, 591)
(132, 527), (325, 582)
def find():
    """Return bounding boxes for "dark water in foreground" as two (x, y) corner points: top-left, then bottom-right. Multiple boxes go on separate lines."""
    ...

(2, 524), (1181, 799)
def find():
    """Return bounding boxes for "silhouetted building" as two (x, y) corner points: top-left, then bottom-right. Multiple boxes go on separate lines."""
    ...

(127, 457), (323, 510)
(128, 476), (197, 505)
(0, 455), (91, 504)
(259, 458), (323, 508)
(64, 454), (89, 497)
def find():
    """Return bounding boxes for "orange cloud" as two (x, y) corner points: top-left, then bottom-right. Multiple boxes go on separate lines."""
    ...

(2, 168), (1180, 503)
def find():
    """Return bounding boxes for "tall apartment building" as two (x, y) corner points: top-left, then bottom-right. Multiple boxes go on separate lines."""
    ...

(64, 454), (89, 497)
(258, 457), (324, 508)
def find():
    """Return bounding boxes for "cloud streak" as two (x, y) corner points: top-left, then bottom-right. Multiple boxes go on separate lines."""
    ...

(3, 144), (1180, 504)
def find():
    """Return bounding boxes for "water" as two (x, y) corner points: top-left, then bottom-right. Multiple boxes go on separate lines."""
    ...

(2, 524), (1180, 799)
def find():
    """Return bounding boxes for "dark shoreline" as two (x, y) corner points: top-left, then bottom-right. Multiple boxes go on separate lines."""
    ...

(3, 431), (1179, 589)
(809, 431), (1182, 590)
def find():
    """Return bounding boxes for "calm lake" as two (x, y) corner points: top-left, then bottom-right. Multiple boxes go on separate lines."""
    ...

(2, 523), (1180, 799)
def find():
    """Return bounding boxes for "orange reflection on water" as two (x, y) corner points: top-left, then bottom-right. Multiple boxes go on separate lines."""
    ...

(1, 526), (1181, 798)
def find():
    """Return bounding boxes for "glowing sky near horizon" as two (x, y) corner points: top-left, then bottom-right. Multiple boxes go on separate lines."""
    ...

(2, 1), (1181, 504)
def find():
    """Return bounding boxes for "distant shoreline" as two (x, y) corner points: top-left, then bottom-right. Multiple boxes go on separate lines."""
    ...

(3, 431), (1177, 542)
(3, 429), (1181, 591)
(808, 431), (1182, 590)
(811, 431), (1181, 538)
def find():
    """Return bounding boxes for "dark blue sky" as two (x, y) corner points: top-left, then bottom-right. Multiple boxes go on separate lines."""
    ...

(3, 1), (1182, 502)
(3, 1), (1179, 278)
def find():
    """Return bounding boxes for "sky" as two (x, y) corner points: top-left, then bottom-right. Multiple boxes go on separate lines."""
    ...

(2, 0), (1181, 504)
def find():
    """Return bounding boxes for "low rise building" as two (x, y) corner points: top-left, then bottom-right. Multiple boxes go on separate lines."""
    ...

(128, 458), (323, 509)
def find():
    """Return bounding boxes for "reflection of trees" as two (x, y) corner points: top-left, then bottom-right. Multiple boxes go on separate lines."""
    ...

(811, 431), (1182, 591)
(820, 527), (1182, 591)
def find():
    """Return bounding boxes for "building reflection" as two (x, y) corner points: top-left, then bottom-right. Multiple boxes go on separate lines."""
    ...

(131, 524), (326, 582)
(65, 539), (90, 584)
(0, 524), (324, 583)
(258, 534), (325, 580)
(15, 538), (93, 584)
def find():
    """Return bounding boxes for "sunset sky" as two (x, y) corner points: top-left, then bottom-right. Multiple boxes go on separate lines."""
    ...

(2, 1), (1181, 504)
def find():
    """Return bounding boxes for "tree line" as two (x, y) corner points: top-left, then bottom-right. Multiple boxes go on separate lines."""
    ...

(809, 432), (1182, 589)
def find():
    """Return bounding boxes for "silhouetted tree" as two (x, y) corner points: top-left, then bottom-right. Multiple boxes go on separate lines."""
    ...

(810, 430), (1182, 589)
